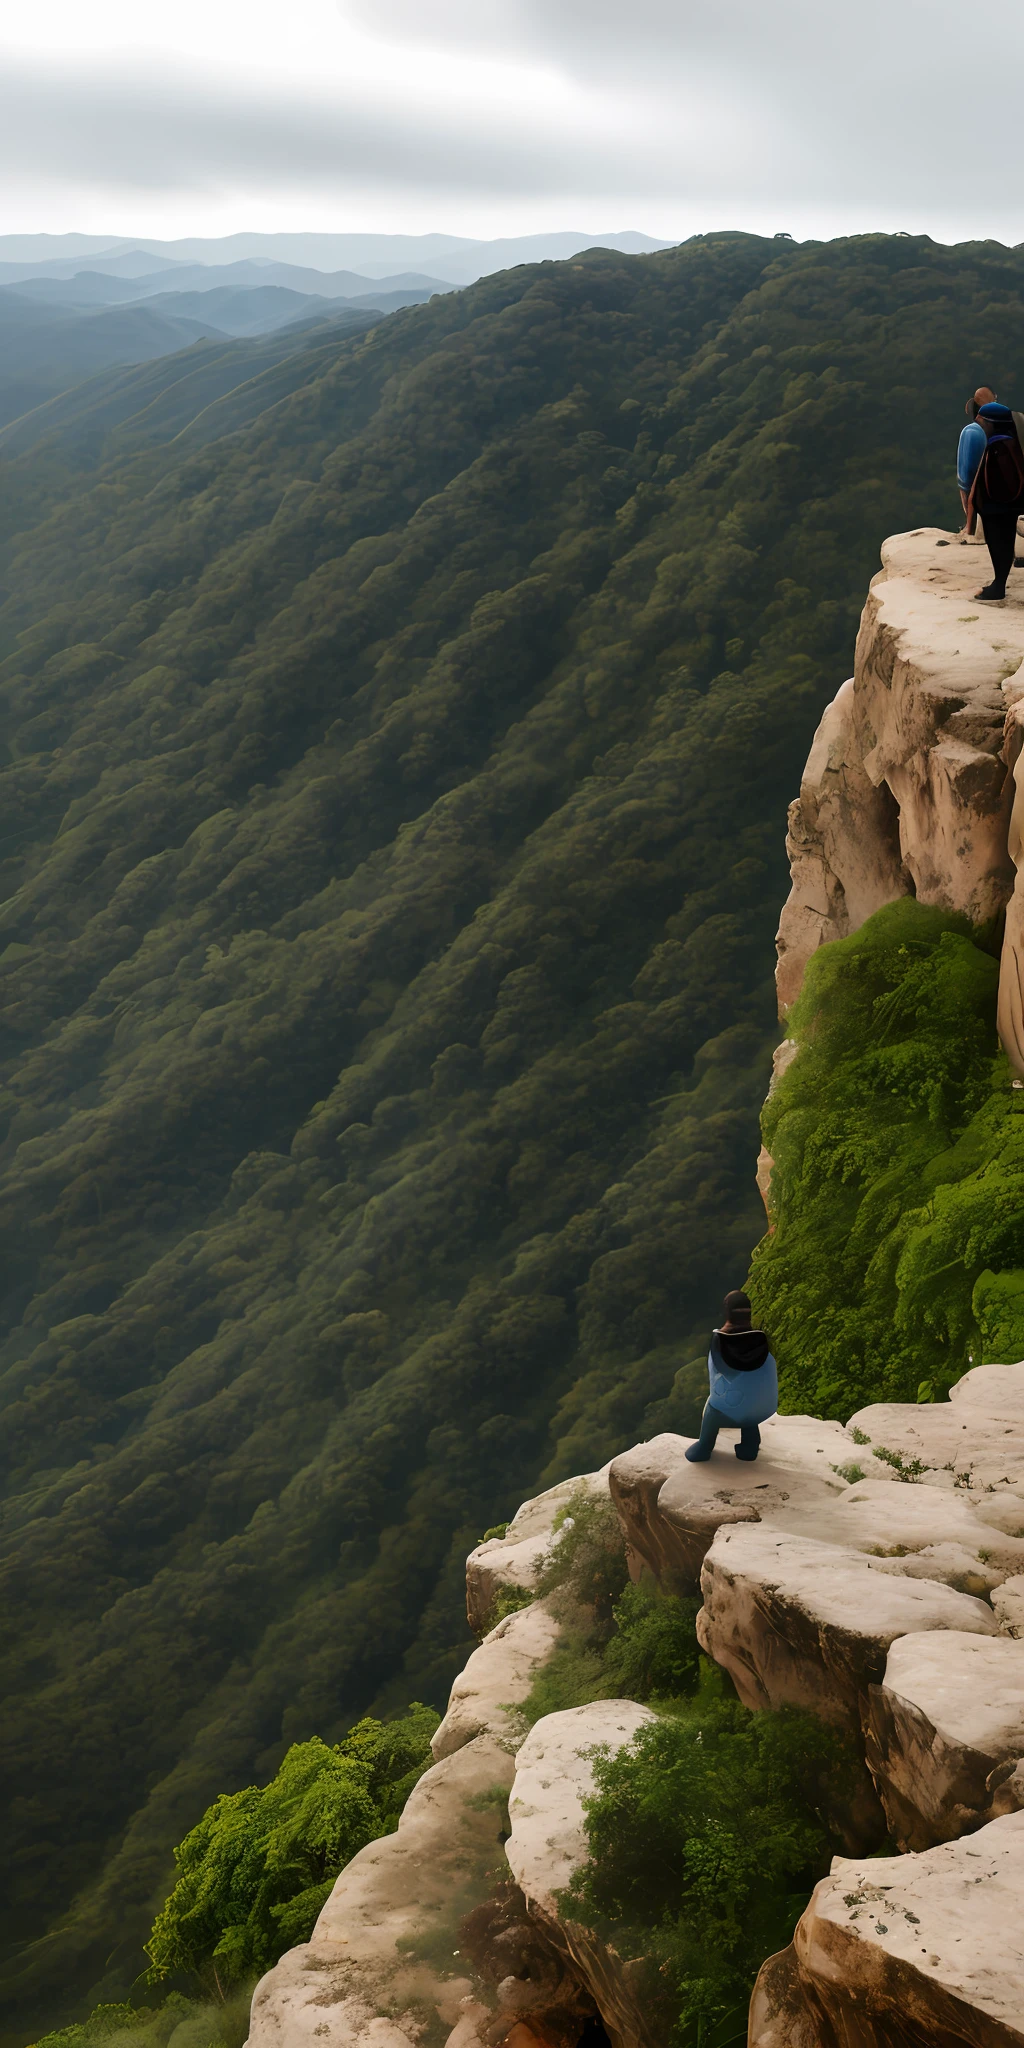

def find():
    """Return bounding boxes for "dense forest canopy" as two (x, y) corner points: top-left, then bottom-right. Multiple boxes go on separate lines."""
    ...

(2, 230), (1023, 2041)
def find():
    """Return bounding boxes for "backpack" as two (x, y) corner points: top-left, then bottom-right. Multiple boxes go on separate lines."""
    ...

(970, 418), (1024, 514)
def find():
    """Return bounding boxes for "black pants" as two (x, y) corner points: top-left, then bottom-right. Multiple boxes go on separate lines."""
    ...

(982, 510), (1022, 594)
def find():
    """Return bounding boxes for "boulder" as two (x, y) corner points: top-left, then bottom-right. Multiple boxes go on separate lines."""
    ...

(865, 1631), (1024, 1850)
(608, 1418), (858, 1595)
(465, 1466), (610, 1635)
(247, 1732), (517, 2048)
(697, 1523), (997, 1733)
(750, 1810), (1024, 2048)
(432, 1602), (562, 1762)
(506, 1702), (657, 2048)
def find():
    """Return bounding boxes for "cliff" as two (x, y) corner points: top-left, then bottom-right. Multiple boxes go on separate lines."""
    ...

(776, 525), (1024, 1063)
(242, 525), (1024, 2048)
(248, 1361), (1024, 2048)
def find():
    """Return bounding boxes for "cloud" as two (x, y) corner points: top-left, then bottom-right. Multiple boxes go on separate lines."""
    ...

(338, 0), (1024, 209)
(0, 52), (780, 204)
(1, 0), (1024, 236)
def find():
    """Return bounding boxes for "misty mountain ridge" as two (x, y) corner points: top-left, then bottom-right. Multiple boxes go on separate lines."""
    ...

(0, 227), (672, 286)
(0, 289), (232, 428)
(8, 261), (455, 306)
(0, 265), (451, 429)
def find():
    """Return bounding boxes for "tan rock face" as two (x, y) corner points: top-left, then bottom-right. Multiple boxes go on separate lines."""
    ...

(750, 1811), (1024, 2048)
(609, 1419), (856, 1594)
(507, 1702), (655, 1917)
(247, 1575), (586, 2047)
(994, 1575), (1024, 1637)
(465, 1467), (611, 1635)
(866, 1632), (1024, 1851)
(697, 1522), (996, 1730)
(506, 1703), (657, 2048)
(432, 1602), (562, 1762)
(775, 528), (1024, 1064)
(248, 1732), (516, 2048)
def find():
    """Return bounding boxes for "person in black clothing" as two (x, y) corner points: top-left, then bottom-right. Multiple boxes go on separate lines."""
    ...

(960, 393), (1024, 602)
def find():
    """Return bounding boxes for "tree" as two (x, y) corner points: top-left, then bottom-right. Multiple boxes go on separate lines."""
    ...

(145, 1708), (438, 1995)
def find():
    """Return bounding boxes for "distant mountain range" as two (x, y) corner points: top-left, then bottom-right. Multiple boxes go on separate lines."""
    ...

(0, 231), (675, 432)
(0, 287), (377, 430)
(3, 260), (454, 306)
(0, 229), (672, 286)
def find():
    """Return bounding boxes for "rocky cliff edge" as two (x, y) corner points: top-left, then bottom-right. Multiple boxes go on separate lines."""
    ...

(776, 526), (1024, 1064)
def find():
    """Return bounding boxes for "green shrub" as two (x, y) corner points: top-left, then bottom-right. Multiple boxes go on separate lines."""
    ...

(523, 1581), (702, 1723)
(29, 1992), (252, 2048)
(564, 1665), (851, 2044)
(750, 899), (1024, 1414)
(536, 1487), (632, 1622)
(146, 1708), (438, 1995)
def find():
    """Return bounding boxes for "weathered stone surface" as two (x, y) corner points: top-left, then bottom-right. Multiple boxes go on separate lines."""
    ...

(775, 527), (1024, 1061)
(772, 1477), (1024, 1597)
(866, 1631), (1024, 1850)
(248, 1586), (569, 2046)
(432, 1602), (562, 1762)
(697, 1523), (997, 1732)
(506, 1703), (657, 2048)
(465, 1467), (610, 1635)
(995, 1574), (1024, 1638)
(609, 1419), (859, 1595)
(750, 1811), (1024, 2048)
(849, 1360), (1024, 1495)
(776, 673), (910, 1014)
(248, 1732), (516, 2048)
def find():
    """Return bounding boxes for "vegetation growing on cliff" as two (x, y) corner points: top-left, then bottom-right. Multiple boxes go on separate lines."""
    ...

(529, 1488), (848, 2043)
(566, 1670), (849, 2047)
(751, 898), (1024, 1414)
(5, 230), (1024, 2033)
(145, 1706), (438, 1994)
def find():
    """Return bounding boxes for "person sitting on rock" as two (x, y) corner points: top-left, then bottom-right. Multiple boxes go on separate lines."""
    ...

(957, 386), (1024, 602)
(684, 1289), (778, 1464)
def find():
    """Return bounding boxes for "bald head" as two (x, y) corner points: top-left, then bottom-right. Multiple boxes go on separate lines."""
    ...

(966, 384), (997, 419)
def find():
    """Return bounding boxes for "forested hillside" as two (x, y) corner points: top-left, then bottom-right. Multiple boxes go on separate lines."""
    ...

(2, 231), (1023, 2040)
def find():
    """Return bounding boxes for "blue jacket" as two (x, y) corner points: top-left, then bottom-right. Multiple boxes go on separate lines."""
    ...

(707, 1329), (779, 1425)
(957, 421), (987, 492)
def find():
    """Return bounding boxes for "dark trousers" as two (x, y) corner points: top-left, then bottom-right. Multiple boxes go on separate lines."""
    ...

(982, 511), (1021, 594)
(686, 1400), (760, 1462)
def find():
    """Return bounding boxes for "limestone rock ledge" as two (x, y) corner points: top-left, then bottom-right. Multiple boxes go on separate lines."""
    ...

(750, 1810), (1024, 2048)
(505, 1702), (656, 2048)
(246, 1595), (569, 2048)
(865, 1631), (1024, 1851)
(465, 1465), (612, 1635)
(774, 527), (1024, 1064)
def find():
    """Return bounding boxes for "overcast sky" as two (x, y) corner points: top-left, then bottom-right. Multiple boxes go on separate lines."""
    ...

(4, 0), (1024, 244)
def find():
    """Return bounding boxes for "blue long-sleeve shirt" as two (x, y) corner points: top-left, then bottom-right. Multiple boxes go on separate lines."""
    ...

(957, 421), (987, 493)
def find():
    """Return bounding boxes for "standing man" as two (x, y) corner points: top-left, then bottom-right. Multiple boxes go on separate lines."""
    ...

(958, 386), (1024, 601)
